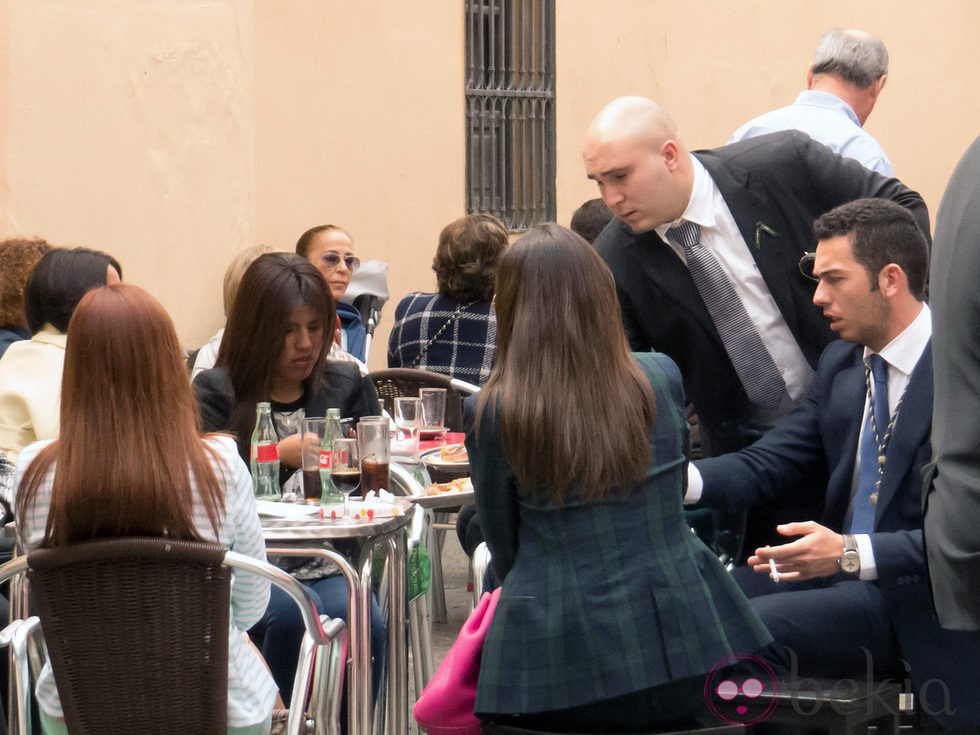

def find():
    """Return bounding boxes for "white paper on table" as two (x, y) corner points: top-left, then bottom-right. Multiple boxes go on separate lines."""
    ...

(255, 500), (321, 520)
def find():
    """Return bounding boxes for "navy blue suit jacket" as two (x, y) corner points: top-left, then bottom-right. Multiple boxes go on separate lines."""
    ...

(697, 338), (980, 726)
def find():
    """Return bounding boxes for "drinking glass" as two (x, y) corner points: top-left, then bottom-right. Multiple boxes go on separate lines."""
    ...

(419, 387), (447, 444)
(357, 416), (391, 495)
(330, 437), (359, 518)
(394, 397), (423, 447)
(300, 417), (327, 504)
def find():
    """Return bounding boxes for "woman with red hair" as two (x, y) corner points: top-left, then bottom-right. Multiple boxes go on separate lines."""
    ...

(15, 284), (275, 735)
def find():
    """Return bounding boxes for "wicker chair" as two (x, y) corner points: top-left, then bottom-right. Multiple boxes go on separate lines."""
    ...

(0, 537), (346, 735)
(368, 367), (480, 432)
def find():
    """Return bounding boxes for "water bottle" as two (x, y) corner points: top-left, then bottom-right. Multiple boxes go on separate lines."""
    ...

(320, 408), (344, 506)
(250, 402), (281, 500)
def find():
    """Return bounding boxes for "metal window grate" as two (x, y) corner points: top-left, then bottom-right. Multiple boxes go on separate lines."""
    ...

(465, 0), (555, 231)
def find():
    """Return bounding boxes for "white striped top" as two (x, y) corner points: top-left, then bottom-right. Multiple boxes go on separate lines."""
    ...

(14, 435), (277, 728)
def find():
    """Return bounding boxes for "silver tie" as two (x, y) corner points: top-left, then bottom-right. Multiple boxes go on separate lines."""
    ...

(667, 221), (785, 408)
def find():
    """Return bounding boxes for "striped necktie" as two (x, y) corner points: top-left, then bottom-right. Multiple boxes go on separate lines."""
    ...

(667, 221), (785, 408)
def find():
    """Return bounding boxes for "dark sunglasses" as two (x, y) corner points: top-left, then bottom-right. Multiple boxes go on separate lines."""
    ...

(320, 253), (361, 272)
(798, 252), (817, 282)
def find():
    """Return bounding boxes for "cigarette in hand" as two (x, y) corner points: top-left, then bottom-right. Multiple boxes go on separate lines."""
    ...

(768, 549), (780, 583)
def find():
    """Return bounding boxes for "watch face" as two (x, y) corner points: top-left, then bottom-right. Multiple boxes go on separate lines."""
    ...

(840, 551), (860, 574)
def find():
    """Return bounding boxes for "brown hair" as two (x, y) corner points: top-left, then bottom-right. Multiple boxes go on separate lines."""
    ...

(217, 252), (335, 459)
(295, 224), (353, 258)
(432, 214), (508, 302)
(18, 284), (225, 545)
(479, 223), (655, 504)
(0, 238), (51, 327)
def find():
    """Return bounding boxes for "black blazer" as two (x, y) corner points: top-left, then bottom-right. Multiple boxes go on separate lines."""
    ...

(594, 130), (931, 457)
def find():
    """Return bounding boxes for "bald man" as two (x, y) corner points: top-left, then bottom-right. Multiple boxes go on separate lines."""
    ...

(584, 96), (929, 557)
(730, 28), (892, 175)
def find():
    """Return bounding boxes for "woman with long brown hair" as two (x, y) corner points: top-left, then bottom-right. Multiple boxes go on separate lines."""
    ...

(194, 252), (378, 474)
(192, 251), (385, 703)
(469, 224), (771, 731)
(15, 284), (275, 735)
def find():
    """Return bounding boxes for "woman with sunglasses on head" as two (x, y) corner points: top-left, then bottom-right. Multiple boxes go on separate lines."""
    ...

(16, 284), (275, 735)
(192, 251), (386, 706)
(296, 224), (367, 364)
(468, 224), (771, 731)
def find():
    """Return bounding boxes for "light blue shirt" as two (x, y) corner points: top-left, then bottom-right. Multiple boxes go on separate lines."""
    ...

(729, 90), (893, 176)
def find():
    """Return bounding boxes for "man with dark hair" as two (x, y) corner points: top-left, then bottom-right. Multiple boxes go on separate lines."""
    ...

(730, 28), (892, 175)
(584, 96), (929, 557)
(687, 199), (979, 728)
(569, 198), (613, 244)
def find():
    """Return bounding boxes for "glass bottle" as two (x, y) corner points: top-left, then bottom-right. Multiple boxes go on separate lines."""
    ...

(319, 408), (344, 506)
(250, 402), (281, 501)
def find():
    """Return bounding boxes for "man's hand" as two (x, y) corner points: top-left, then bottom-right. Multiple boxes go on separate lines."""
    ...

(747, 521), (845, 581)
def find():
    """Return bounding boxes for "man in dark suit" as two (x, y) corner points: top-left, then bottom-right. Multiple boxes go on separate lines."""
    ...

(584, 96), (930, 556)
(923, 136), (980, 632)
(689, 199), (979, 728)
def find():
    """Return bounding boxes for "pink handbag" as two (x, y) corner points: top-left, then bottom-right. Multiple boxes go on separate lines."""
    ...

(413, 587), (501, 735)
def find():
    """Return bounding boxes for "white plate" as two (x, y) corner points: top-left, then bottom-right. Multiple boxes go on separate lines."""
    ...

(408, 489), (475, 509)
(419, 446), (470, 471)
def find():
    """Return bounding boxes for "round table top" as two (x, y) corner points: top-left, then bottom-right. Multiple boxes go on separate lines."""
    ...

(259, 499), (412, 541)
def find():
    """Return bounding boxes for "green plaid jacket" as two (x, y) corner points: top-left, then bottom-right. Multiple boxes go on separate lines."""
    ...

(470, 351), (771, 716)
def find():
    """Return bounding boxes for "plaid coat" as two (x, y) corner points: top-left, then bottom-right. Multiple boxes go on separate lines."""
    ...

(469, 351), (771, 716)
(387, 292), (495, 385)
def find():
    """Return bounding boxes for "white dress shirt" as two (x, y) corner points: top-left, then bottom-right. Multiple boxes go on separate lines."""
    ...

(849, 302), (932, 578)
(657, 156), (814, 425)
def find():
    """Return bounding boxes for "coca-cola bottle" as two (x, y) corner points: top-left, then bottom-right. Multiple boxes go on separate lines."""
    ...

(320, 408), (344, 506)
(250, 402), (280, 500)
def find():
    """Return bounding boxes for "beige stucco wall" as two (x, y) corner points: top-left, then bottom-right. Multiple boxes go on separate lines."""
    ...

(555, 0), (979, 233)
(1, 1), (976, 370)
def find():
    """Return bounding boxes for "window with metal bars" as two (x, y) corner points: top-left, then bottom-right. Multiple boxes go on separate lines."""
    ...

(465, 0), (555, 232)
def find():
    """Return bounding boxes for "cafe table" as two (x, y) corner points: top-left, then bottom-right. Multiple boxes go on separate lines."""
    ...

(260, 499), (413, 735)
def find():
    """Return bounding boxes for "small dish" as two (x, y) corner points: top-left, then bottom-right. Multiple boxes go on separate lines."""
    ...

(420, 446), (470, 471)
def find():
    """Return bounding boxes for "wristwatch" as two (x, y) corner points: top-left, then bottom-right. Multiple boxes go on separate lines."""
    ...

(838, 534), (861, 574)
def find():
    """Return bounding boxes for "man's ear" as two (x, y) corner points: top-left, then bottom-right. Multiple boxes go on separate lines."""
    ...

(871, 74), (887, 100)
(662, 140), (680, 170)
(879, 262), (906, 296)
